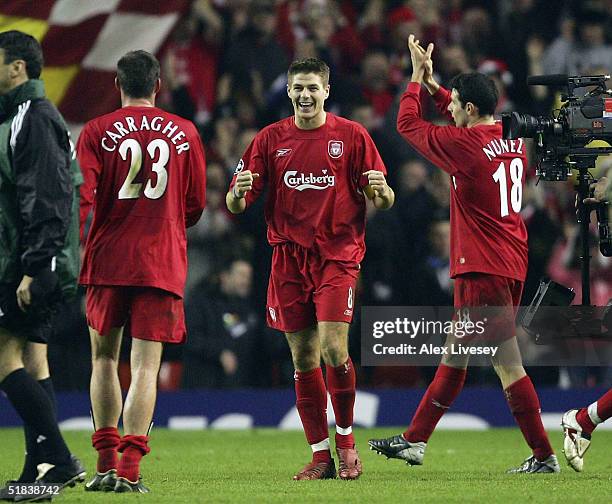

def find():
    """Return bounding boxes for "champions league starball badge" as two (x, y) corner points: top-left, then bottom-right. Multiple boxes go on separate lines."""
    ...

(234, 159), (245, 174)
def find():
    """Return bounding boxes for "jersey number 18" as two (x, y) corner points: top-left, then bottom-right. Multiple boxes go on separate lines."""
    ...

(492, 158), (523, 217)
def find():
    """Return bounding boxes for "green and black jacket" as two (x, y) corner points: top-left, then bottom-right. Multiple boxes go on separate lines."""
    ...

(0, 79), (81, 297)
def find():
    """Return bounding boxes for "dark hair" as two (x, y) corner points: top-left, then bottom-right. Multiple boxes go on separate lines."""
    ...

(0, 30), (43, 79)
(116, 50), (160, 98)
(449, 72), (498, 116)
(287, 58), (330, 85)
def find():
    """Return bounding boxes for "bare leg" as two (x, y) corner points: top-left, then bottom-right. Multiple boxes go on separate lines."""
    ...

(90, 327), (123, 429)
(23, 342), (49, 380)
(123, 338), (162, 435)
(285, 325), (320, 371)
(491, 336), (526, 389)
(318, 321), (349, 367)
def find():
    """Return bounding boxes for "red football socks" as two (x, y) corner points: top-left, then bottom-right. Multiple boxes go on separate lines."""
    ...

(92, 426), (120, 473)
(404, 364), (466, 443)
(505, 376), (553, 461)
(326, 357), (356, 449)
(117, 435), (150, 482)
(576, 388), (612, 435)
(295, 368), (331, 461)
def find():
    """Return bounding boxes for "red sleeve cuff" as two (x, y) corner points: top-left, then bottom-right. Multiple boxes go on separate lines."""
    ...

(406, 82), (422, 94)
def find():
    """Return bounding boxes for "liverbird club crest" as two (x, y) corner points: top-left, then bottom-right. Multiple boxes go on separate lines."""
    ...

(328, 140), (343, 159)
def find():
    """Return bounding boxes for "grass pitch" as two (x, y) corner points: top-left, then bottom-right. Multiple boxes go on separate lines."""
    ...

(1, 428), (610, 503)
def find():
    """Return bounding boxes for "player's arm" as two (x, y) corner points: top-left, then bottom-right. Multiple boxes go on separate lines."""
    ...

(226, 134), (266, 214)
(185, 129), (207, 227)
(226, 170), (259, 214)
(414, 39), (453, 122)
(397, 35), (463, 174)
(15, 109), (72, 275)
(363, 171), (395, 209)
(76, 122), (102, 241)
(396, 85), (463, 175)
(13, 107), (72, 309)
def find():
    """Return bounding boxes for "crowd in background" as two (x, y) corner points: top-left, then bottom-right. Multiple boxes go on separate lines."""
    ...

(49, 0), (612, 391)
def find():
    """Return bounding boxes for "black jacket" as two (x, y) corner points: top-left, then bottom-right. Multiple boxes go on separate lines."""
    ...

(0, 79), (80, 292)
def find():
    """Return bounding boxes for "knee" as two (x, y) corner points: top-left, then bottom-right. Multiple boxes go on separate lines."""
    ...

(131, 355), (162, 379)
(493, 362), (525, 386)
(292, 350), (320, 372)
(321, 342), (348, 367)
(91, 351), (118, 371)
(0, 338), (24, 381)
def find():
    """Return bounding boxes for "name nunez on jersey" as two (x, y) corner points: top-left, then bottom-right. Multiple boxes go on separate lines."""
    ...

(100, 116), (190, 154)
(482, 138), (524, 162)
(283, 170), (335, 191)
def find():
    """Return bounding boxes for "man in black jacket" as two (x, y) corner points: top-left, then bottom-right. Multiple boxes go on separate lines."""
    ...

(0, 31), (84, 500)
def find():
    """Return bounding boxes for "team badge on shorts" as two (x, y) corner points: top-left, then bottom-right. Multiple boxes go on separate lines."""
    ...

(268, 306), (277, 322)
(328, 140), (343, 159)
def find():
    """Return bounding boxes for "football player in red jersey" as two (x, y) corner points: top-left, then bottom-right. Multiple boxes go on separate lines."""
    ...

(227, 58), (394, 480)
(77, 50), (206, 492)
(369, 36), (559, 474)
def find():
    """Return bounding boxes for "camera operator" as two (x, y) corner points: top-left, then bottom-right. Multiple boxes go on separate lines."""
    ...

(583, 175), (609, 206)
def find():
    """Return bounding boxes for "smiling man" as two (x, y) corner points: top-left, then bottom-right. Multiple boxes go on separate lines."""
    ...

(226, 57), (394, 481)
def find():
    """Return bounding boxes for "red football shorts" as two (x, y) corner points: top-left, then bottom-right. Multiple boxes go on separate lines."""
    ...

(453, 272), (524, 342)
(86, 286), (186, 344)
(266, 242), (360, 333)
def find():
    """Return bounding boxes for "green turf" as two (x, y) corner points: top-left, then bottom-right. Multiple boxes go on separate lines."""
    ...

(1, 428), (610, 503)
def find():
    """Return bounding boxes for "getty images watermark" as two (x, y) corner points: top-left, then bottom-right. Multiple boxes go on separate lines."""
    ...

(361, 306), (612, 367)
(371, 312), (497, 357)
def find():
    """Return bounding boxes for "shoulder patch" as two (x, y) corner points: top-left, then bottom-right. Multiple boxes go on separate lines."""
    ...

(234, 158), (245, 175)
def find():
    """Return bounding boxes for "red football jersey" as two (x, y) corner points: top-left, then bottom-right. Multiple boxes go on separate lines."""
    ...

(230, 113), (386, 263)
(397, 83), (528, 281)
(77, 106), (206, 297)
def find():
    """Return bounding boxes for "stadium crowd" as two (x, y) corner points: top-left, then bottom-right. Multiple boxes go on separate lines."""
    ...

(48, 0), (612, 391)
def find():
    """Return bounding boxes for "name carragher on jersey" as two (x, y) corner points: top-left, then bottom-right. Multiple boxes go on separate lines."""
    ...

(100, 116), (190, 154)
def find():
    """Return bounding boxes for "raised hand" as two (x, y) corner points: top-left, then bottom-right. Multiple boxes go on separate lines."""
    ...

(233, 170), (259, 199)
(363, 170), (389, 198)
(408, 34), (434, 83)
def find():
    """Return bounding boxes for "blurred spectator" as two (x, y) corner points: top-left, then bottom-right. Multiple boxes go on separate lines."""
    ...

(183, 259), (259, 388)
(159, 0), (223, 131)
(547, 225), (612, 306)
(437, 44), (471, 87)
(521, 180), (563, 305)
(359, 51), (395, 126)
(412, 216), (454, 306)
(542, 11), (612, 76)
(477, 59), (515, 115)
(48, 290), (90, 391)
(217, 0), (289, 114)
(459, 7), (501, 67)
(186, 162), (240, 295)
